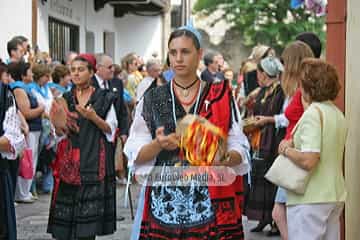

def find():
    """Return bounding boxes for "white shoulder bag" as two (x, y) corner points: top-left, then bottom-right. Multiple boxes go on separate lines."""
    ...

(264, 105), (323, 195)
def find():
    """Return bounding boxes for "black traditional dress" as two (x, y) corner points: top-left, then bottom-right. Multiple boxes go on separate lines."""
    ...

(125, 80), (250, 239)
(244, 81), (285, 222)
(47, 88), (117, 240)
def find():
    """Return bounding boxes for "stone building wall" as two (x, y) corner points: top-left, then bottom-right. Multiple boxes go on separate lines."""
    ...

(200, 29), (251, 73)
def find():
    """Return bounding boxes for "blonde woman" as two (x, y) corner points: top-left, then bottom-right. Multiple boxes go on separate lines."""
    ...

(270, 41), (314, 239)
(122, 53), (142, 99)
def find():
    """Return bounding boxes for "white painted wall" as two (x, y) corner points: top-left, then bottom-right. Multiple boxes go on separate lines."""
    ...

(345, 0), (360, 239)
(39, 0), (164, 63)
(37, 0), (84, 54)
(38, 0), (119, 60)
(116, 13), (164, 63)
(84, 0), (119, 60)
(0, 0), (167, 64)
(0, 0), (32, 61)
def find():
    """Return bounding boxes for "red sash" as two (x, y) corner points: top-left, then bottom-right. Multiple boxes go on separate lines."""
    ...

(199, 80), (243, 226)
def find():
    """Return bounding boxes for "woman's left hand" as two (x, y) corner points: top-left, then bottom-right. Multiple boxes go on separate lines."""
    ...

(278, 139), (294, 155)
(75, 104), (97, 121)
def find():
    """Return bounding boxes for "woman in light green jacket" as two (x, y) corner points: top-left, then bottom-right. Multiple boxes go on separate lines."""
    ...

(278, 58), (346, 240)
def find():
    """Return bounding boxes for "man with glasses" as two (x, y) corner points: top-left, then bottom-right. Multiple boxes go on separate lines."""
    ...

(92, 53), (128, 221)
(93, 53), (128, 140)
(6, 38), (24, 64)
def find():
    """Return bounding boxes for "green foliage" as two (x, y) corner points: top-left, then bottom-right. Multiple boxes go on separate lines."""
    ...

(193, 0), (326, 53)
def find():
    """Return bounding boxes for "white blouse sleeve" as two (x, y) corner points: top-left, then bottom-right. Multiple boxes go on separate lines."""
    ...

(227, 100), (251, 176)
(104, 104), (118, 142)
(1, 102), (26, 159)
(274, 113), (289, 129)
(124, 99), (155, 175)
(274, 97), (290, 129)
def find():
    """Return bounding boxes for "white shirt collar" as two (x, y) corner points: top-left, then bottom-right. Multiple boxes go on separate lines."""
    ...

(95, 74), (105, 89)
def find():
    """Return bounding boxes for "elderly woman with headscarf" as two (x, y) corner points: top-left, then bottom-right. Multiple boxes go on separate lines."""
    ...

(244, 56), (285, 234)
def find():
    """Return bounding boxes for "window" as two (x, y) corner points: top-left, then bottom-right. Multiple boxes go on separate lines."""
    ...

(171, 5), (182, 29)
(86, 31), (95, 53)
(103, 32), (115, 58)
(49, 17), (79, 62)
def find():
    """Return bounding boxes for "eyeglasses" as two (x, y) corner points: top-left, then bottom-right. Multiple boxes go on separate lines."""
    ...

(99, 64), (113, 70)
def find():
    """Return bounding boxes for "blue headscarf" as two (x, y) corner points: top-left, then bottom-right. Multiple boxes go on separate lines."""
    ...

(177, 20), (202, 48)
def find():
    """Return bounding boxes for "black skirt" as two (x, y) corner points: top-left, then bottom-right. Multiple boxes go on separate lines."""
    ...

(243, 158), (277, 222)
(47, 159), (116, 240)
(0, 166), (17, 240)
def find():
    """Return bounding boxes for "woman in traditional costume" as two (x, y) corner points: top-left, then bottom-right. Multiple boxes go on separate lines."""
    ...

(47, 56), (118, 240)
(125, 25), (250, 239)
(243, 56), (285, 233)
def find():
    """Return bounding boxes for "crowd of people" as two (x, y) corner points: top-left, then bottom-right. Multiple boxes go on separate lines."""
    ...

(0, 23), (346, 240)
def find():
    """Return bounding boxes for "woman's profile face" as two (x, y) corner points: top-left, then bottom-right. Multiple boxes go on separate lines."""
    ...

(256, 69), (267, 87)
(1, 72), (10, 84)
(38, 74), (50, 86)
(70, 61), (92, 86)
(168, 35), (202, 78)
(23, 68), (33, 83)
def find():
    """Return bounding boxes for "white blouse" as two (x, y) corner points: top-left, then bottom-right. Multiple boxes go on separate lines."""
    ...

(124, 98), (250, 176)
(1, 96), (26, 160)
(274, 96), (291, 129)
(31, 88), (54, 115)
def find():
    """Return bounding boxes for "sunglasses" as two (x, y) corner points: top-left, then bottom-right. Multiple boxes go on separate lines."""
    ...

(100, 64), (113, 70)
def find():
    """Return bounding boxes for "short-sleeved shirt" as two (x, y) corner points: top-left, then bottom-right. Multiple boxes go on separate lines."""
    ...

(287, 101), (347, 205)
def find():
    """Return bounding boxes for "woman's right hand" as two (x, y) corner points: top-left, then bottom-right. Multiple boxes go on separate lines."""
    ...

(278, 139), (294, 155)
(155, 127), (179, 151)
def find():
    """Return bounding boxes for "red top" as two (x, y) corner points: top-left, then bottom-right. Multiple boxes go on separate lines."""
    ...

(284, 88), (304, 140)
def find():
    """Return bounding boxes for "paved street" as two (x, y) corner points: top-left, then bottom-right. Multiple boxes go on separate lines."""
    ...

(16, 184), (280, 240)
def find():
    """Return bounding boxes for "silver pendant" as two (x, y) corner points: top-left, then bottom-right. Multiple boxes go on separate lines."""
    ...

(205, 100), (210, 111)
(183, 89), (189, 97)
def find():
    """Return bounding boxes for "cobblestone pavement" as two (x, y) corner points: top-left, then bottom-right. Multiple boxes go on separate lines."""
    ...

(16, 184), (280, 240)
